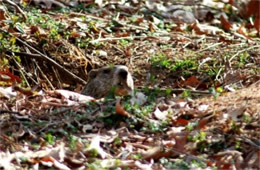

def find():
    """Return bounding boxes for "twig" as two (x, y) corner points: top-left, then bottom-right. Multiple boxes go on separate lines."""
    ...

(197, 42), (223, 53)
(11, 55), (31, 88)
(139, 87), (211, 94)
(0, 28), (87, 84)
(240, 137), (260, 150)
(69, 12), (149, 31)
(90, 35), (148, 43)
(35, 60), (55, 90)
(229, 44), (260, 63)
(3, 0), (26, 20)
(0, 110), (20, 114)
(7, 51), (42, 60)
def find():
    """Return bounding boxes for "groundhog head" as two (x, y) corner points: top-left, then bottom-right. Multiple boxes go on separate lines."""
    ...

(81, 65), (134, 99)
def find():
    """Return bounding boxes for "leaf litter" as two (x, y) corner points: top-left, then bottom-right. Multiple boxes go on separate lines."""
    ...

(0, 0), (260, 169)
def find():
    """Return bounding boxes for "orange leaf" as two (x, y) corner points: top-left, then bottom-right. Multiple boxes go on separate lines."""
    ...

(13, 85), (34, 96)
(220, 15), (231, 31)
(183, 76), (201, 87)
(0, 68), (21, 83)
(190, 23), (206, 35)
(115, 32), (130, 37)
(173, 133), (188, 151)
(115, 99), (130, 117)
(175, 119), (189, 126)
(198, 117), (208, 129)
(41, 156), (54, 163)
(124, 49), (132, 57)
(220, 163), (231, 170)
(228, 0), (234, 5)
(71, 32), (81, 38)
(149, 23), (155, 32)
(237, 25), (251, 39)
(135, 17), (143, 24)
(30, 25), (39, 34)
(0, 11), (6, 21)
(254, 16), (260, 32)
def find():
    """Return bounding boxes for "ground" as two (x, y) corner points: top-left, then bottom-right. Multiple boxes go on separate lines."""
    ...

(0, 0), (259, 169)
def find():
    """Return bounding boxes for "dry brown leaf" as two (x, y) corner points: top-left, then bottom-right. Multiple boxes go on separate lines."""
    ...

(0, 68), (21, 83)
(191, 23), (223, 35)
(220, 15), (231, 31)
(175, 118), (189, 126)
(13, 85), (34, 96)
(0, 7), (6, 21)
(237, 25), (251, 39)
(115, 99), (130, 117)
(183, 75), (201, 88)
(197, 115), (213, 130)
(141, 146), (163, 160)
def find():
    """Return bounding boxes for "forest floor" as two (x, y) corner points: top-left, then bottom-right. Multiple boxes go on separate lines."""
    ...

(0, 0), (259, 169)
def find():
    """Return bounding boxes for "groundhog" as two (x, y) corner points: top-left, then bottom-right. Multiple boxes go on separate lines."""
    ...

(81, 65), (134, 99)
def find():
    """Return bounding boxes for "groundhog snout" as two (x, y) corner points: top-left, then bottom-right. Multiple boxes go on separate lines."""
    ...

(81, 65), (134, 98)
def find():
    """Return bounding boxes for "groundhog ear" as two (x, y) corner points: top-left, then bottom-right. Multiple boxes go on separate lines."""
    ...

(118, 69), (128, 79)
(88, 69), (98, 79)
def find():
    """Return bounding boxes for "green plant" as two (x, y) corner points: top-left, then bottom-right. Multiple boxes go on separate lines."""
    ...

(237, 52), (249, 67)
(68, 135), (78, 150)
(235, 141), (241, 149)
(113, 136), (122, 146)
(170, 59), (197, 72)
(44, 133), (55, 145)
(131, 153), (142, 160)
(159, 158), (190, 170)
(181, 90), (191, 99)
(191, 159), (207, 169)
(151, 52), (170, 69)
(186, 122), (198, 131)
(119, 39), (130, 46)
(192, 131), (207, 142)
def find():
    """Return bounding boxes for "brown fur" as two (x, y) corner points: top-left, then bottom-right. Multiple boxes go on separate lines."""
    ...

(81, 65), (134, 99)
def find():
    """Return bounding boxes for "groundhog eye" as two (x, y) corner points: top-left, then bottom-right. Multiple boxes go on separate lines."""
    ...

(117, 82), (123, 87)
(118, 70), (127, 79)
(103, 69), (111, 74)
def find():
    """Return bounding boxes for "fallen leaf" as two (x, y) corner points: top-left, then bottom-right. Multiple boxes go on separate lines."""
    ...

(13, 85), (34, 96)
(154, 107), (168, 120)
(0, 68), (21, 83)
(100, 159), (135, 169)
(175, 119), (189, 126)
(116, 99), (130, 117)
(0, 7), (6, 21)
(237, 25), (251, 39)
(197, 115), (214, 129)
(191, 23), (223, 35)
(141, 146), (163, 160)
(0, 87), (17, 99)
(183, 75), (201, 88)
(87, 136), (111, 159)
(220, 15), (231, 31)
